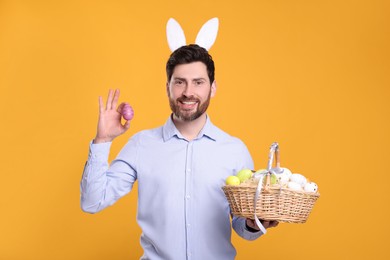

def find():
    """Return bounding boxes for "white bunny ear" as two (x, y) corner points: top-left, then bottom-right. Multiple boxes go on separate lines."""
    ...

(195, 18), (219, 50)
(166, 18), (187, 52)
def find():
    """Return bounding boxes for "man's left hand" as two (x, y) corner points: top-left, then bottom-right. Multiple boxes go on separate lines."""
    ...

(246, 218), (279, 231)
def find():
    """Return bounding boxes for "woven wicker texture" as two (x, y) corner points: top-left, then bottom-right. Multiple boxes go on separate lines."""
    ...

(222, 183), (320, 223)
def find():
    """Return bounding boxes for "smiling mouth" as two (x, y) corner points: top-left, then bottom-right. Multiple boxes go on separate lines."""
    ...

(182, 101), (197, 105)
(179, 100), (198, 110)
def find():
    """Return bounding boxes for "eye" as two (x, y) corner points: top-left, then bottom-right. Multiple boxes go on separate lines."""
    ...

(195, 80), (205, 86)
(174, 80), (183, 86)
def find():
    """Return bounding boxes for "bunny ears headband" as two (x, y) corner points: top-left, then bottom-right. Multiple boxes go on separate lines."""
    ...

(166, 17), (219, 52)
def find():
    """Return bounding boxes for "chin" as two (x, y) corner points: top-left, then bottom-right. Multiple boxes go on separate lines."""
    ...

(176, 111), (204, 122)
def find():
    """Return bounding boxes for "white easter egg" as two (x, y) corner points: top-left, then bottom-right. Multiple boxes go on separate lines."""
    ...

(270, 167), (291, 185)
(289, 173), (307, 187)
(270, 167), (292, 176)
(304, 182), (318, 192)
(287, 181), (303, 191)
(278, 173), (290, 185)
(280, 167), (292, 177)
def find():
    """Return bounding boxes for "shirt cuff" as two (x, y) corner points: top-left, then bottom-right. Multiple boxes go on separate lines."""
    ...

(88, 140), (112, 161)
(235, 217), (263, 240)
(243, 222), (263, 240)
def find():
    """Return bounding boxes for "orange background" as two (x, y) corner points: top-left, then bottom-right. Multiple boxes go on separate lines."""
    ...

(1, 0), (389, 259)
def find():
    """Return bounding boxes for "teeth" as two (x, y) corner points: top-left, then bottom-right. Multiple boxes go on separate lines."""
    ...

(183, 101), (196, 104)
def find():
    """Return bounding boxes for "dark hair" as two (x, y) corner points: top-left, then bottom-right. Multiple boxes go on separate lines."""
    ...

(166, 44), (215, 83)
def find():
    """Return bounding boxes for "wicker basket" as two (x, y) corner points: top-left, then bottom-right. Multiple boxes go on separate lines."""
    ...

(222, 142), (320, 223)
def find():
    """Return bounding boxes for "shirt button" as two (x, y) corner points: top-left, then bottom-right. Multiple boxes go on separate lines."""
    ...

(187, 168), (191, 172)
(186, 195), (190, 199)
(187, 224), (191, 227)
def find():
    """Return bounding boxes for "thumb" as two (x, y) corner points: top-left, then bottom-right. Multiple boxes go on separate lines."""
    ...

(123, 120), (131, 130)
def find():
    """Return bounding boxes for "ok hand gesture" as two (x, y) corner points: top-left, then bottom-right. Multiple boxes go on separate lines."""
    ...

(93, 89), (133, 144)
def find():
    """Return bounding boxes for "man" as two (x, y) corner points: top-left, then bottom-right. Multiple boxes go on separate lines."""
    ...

(81, 44), (278, 260)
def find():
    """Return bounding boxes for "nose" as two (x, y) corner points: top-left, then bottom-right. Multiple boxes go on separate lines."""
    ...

(182, 84), (194, 97)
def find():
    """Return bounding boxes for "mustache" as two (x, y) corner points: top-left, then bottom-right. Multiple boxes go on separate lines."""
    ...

(176, 96), (200, 103)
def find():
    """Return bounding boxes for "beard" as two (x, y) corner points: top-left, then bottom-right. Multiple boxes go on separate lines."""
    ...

(169, 91), (211, 122)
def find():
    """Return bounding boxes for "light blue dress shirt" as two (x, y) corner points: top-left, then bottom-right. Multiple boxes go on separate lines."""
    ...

(81, 115), (262, 260)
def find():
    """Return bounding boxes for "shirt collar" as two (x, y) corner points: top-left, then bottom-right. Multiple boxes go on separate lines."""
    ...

(162, 114), (217, 142)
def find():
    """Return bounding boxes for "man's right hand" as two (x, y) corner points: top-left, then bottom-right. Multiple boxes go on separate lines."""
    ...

(93, 89), (131, 144)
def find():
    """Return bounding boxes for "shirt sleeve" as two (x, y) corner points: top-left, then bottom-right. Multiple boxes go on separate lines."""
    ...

(80, 139), (138, 213)
(232, 216), (263, 240)
(230, 138), (264, 240)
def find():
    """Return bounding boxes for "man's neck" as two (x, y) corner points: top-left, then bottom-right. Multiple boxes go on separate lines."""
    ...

(172, 113), (207, 141)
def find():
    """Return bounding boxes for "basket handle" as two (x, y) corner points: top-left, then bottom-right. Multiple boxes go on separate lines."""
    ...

(267, 142), (281, 172)
(253, 142), (281, 234)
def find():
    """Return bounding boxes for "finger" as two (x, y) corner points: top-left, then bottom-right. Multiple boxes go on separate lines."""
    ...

(98, 96), (104, 114)
(261, 220), (270, 227)
(106, 89), (114, 110)
(267, 221), (278, 228)
(123, 120), (131, 130)
(246, 219), (255, 227)
(111, 89), (120, 109)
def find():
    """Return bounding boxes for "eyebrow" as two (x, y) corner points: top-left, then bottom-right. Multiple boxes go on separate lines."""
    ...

(172, 77), (207, 81)
(193, 78), (207, 81)
(172, 77), (186, 81)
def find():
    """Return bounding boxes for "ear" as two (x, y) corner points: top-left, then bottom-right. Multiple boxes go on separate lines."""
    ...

(195, 18), (219, 51)
(166, 18), (187, 52)
(166, 81), (170, 96)
(210, 80), (217, 98)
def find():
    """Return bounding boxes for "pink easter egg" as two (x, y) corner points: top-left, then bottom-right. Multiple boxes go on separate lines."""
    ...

(122, 104), (134, 121)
